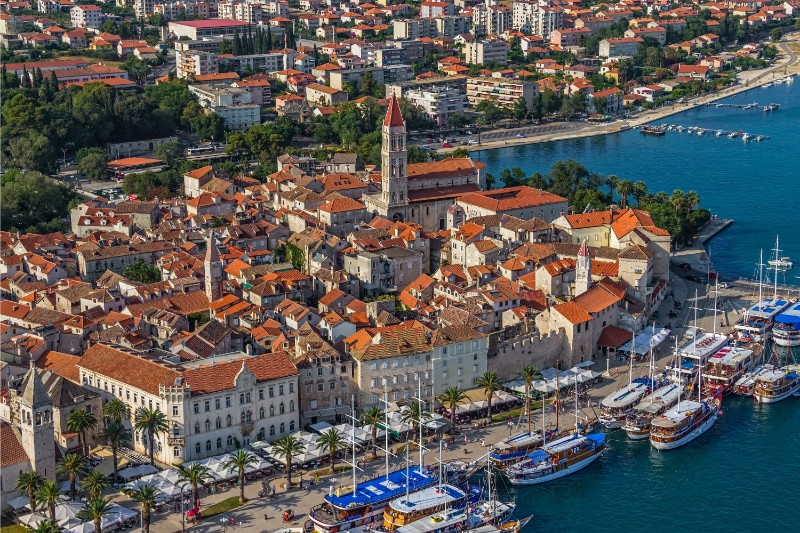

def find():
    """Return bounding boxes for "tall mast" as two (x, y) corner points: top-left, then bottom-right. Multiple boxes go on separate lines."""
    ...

(757, 249), (763, 311)
(405, 444), (410, 499)
(384, 389), (390, 481)
(351, 395), (357, 495)
(629, 329), (634, 387)
(692, 289), (699, 355)
(417, 380), (423, 471)
(772, 235), (780, 299)
(542, 389), (547, 446)
(675, 336), (681, 411)
(712, 277), (719, 337)
(573, 373), (579, 436)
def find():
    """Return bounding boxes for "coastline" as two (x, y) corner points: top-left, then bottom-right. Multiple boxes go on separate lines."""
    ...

(446, 32), (800, 154)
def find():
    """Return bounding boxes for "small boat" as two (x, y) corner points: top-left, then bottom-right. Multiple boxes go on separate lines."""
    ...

(640, 126), (666, 136)
(728, 131), (737, 138)
(715, 104), (723, 108)
(763, 106), (770, 111)
(506, 433), (606, 485)
(383, 484), (473, 531)
(768, 256), (793, 269)
(742, 133), (751, 141)
(696, 129), (704, 136)
(755, 135), (764, 141)
(770, 103), (780, 110)
(753, 368), (800, 403)
(715, 130), (723, 137)
(761, 82), (772, 88)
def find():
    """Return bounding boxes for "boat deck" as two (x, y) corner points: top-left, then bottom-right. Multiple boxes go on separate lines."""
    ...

(601, 382), (648, 409)
(633, 384), (682, 414)
(389, 484), (465, 514)
(652, 401), (703, 427)
(325, 466), (434, 509)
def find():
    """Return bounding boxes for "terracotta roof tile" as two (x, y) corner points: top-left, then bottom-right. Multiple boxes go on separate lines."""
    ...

(36, 351), (82, 383)
(0, 422), (29, 467)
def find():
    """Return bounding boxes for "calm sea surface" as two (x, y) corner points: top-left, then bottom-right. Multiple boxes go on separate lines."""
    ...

(475, 79), (800, 281)
(477, 80), (800, 531)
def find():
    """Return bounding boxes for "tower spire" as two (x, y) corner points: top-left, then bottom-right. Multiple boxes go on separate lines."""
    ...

(576, 238), (591, 295)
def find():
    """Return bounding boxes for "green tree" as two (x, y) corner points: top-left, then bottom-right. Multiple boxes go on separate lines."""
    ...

(29, 520), (60, 533)
(178, 463), (213, 507)
(80, 470), (109, 499)
(122, 56), (150, 84)
(400, 400), (431, 438)
(77, 496), (113, 533)
(616, 179), (634, 208)
(155, 140), (185, 169)
(130, 484), (160, 533)
(122, 259), (162, 283)
(224, 450), (258, 503)
(78, 151), (109, 181)
(447, 113), (472, 128)
(518, 365), (542, 433)
(512, 98), (529, 124)
(632, 180), (649, 206)
(101, 422), (131, 481)
(16, 471), (45, 514)
(270, 435), (306, 486)
(437, 386), (467, 428)
(316, 428), (348, 472)
(35, 481), (63, 522)
(0, 171), (75, 232)
(145, 79), (195, 122)
(360, 406), (384, 459)
(475, 371), (501, 420)
(57, 453), (88, 501)
(103, 398), (130, 424)
(134, 407), (169, 465)
(67, 408), (98, 457)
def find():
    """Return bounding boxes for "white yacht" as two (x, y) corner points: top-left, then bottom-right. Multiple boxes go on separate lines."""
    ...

(753, 368), (800, 403)
(598, 380), (651, 429)
(773, 302), (800, 347)
(649, 400), (718, 450)
(622, 382), (683, 440)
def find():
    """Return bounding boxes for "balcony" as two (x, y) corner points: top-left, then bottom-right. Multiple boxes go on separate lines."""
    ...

(167, 434), (185, 446)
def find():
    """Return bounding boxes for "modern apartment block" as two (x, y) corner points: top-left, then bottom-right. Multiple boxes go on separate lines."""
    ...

(466, 76), (538, 110)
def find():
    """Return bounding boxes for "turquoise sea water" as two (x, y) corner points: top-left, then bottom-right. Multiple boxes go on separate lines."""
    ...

(476, 79), (800, 281)
(478, 80), (800, 530)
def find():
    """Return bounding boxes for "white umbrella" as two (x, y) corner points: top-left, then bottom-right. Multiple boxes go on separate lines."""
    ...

(6, 495), (30, 511)
(54, 501), (84, 523)
(65, 522), (96, 533)
(17, 513), (49, 527)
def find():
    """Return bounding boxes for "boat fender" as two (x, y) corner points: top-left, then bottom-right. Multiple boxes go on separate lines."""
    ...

(718, 410), (723, 416)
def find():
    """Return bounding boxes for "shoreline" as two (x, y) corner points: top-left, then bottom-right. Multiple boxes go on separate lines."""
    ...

(451, 32), (800, 154)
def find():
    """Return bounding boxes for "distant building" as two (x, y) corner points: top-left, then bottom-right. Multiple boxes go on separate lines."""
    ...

(466, 76), (538, 110)
(168, 19), (256, 40)
(189, 83), (261, 131)
(465, 39), (509, 65)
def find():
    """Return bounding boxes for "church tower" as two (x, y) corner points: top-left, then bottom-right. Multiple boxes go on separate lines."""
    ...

(575, 239), (591, 296)
(18, 364), (56, 480)
(380, 95), (408, 219)
(205, 232), (223, 300)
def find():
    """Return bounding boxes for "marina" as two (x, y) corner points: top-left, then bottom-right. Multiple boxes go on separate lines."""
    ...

(639, 123), (772, 142)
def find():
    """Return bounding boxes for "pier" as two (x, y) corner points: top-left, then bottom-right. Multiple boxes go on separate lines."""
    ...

(695, 218), (734, 245)
(643, 124), (772, 141)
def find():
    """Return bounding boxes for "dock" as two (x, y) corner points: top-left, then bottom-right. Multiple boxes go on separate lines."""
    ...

(695, 218), (733, 245)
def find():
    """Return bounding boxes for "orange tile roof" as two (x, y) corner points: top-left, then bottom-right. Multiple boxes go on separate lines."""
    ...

(458, 186), (566, 212)
(78, 344), (181, 396)
(0, 422), (29, 467)
(36, 350), (82, 383)
(553, 300), (592, 324)
(573, 283), (622, 313)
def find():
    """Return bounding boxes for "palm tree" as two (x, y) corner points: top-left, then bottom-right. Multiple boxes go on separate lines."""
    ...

(476, 371), (502, 420)
(103, 398), (130, 425)
(270, 435), (306, 487)
(30, 520), (60, 533)
(67, 407), (98, 456)
(316, 428), (347, 472)
(35, 481), (62, 522)
(607, 174), (619, 201)
(632, 180), (648, 206)
(616, 179), (634, 209)
(101, 422), (130, 481)
(77, 496), (113, 533)
(178, 463), (212, 507)
(80, 470), (109, 499)
(57, 453), (87, 501)
(223, 450), (258, 503)
(400, 400), (431, 440)
(670, 189), (687, 215)
(518, 365), (542, 433)
(360, 406), (383, 459)
(130, 484), (160, 533)
(16, 471), (44, 513)
(437, 387), (467, 429)
(685, 190), (700, 212)
(134, 407), (168, 466)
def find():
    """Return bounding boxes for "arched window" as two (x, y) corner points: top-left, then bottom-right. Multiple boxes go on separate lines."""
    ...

(240, 393), (245, 404)
(279, 402), (285, 414)
(195, 442), (201, 454)
(279, 422), (285, 434)
(269, 405), (275, 416)
(205, 419), (211, 431)
(216, 437), (222, 449)
(289, 400), (295, 412)
(246, 411), (252, 422)
(205, 440), (211, 451)
(290, 420), (295, 431)
(258, 428), (265, 440)
(215, 417), (221, 429)
(259, 407), (265, 419)
(246, 392), (251, 403)
(269, 425), (275, 436)
(227, 435), (234, 447)
(194, 422), (200, 434)
(226, 414), (232, 427)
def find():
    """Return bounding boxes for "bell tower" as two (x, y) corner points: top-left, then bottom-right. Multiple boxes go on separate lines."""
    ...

(205, 231), (223, 300)
(381, 95), (408, 218)
(18, 364), (55, 479)
(576, 239), (592, 296)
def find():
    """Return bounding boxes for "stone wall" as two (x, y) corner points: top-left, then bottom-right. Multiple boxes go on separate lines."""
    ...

(488, 328), (567, 380)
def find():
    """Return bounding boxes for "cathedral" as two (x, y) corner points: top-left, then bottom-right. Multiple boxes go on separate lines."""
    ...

(364, 96), (486, 231)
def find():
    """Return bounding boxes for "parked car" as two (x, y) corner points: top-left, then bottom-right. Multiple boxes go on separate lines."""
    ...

(442, 143), (453, 148)
(516, 133), (525, 138)
(467, 139), (479, 145)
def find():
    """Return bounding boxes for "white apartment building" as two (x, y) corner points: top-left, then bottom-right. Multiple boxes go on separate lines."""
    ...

(465, 40), (509, 65)
(512, 1), (564, 38)
(176, 50), (219, 79)
(77, 345), (300, 465)
(393, 18), (436, 40)
(599, 36), (644, 59)
(262, 0), (289, 16)
(217, 1), (263, 23)
(466, 76), (538, 109)
(70, 4), (102, 28)
(405, 85), (467, 126)
(472, 2), (511, 37)
(189, 83), (261, 130)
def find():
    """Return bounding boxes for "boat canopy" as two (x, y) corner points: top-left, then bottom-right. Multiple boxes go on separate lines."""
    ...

(526, 449), (550, 463)
(585, 433), (606, 446)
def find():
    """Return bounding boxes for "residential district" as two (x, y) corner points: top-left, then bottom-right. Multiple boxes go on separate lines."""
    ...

(0, 0), (798, 530)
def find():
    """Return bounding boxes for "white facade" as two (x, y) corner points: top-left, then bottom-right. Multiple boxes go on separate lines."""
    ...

(70, 5), (102, 28)
(405, 85), (467, 126)
(189, 83), (261, 130)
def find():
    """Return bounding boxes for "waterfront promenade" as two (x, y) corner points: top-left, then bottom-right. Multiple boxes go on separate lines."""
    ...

(441, 32), (800, 154)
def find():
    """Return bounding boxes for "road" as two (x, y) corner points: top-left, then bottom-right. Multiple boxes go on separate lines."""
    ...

(423, 122), (584, 151)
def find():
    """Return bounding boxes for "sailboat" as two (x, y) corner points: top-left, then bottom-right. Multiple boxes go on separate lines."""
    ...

(598, 334), (654, 428)
(649, 358), (719, 450)
(308, 392), (477, 533)
(622, 326), (682, 440)
(506, 378), (606, 485)
(735, 245), (791, 343)
(753, 348), (800, 403)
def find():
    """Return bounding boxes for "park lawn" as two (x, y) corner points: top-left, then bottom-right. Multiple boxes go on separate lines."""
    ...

(202, 496), (243, 519)
(491, 401), (545, 423)
(1, 516), (28, 533)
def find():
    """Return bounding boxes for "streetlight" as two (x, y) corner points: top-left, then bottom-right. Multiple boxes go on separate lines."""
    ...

(177, 481), (190, 533)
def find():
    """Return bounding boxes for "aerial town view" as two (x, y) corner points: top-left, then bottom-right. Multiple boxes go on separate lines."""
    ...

(1, 0), (799, 530)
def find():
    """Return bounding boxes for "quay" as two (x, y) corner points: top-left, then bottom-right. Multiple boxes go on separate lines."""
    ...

(695, 218), (734, 245)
